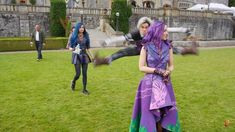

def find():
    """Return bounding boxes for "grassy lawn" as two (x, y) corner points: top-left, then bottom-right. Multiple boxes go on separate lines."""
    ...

(0, 48), (235, 131)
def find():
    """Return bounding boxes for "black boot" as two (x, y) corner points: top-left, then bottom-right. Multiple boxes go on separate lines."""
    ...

(71, 80), (75, 91)
(82, 88), (89, 95)
(94, 53), (110, 67)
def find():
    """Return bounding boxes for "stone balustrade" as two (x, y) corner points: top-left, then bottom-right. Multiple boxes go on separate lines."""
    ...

(0, 4), (50, 13)
(132, 7), (233, 19)
(67, 7), (111, 15)
(130, 7), (234, 40)
(132, 7), (161, 15)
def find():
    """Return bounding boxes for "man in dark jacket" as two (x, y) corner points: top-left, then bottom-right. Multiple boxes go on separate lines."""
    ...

(30, 24), (45, 61)
(94, 17), (198, 66)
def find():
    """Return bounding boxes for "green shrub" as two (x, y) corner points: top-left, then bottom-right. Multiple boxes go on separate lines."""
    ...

(0, 38), (68, 52)
(29, 0), (36, 5)
(11, 0), (16, 4)
(110, 0), (132, 33)
(229, 0), (235, 6)
(50, 0), (66, 37)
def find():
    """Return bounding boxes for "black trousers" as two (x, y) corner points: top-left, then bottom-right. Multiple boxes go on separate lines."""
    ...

(109, 46), (182, 62)
(110, 46), (140, 62)
(73, 61), (88, 90)
(35, 41), (43, 59)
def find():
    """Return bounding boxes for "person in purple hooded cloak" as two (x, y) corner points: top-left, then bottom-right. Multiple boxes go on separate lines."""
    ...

(129, 21), (181, 132)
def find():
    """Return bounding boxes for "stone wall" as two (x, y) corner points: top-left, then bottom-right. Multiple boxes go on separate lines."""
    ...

(167, 15), (233, 40)
(0, 0), (50, 6)
(66, 0), (111, 9)
(0, 5), (110, 37)
(0, 4), (50, 37)
(70, 14), (101, 29)
(0, 13), (20, 37)
(129, 8), (234, 40)
(67, 8), (111, 29)
(195, 0), (228, 6)
(0, 12), (49, 37)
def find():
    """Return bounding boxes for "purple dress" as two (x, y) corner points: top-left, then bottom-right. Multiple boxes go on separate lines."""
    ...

(129, 41), (181, 132)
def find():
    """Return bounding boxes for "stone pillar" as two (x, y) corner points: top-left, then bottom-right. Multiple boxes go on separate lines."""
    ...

(45, 0), (50, 6)
(99, 9), (109, 32)
(36, 0), (44, 6)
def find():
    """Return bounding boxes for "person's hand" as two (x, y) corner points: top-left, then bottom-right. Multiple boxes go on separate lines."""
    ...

(163, 76), (169, 83)
(69, 47), (74, 51)
(66, 44), (69, 49)
(154, 68), (165, 76)
(163, 70), (171, 77)
(43, 43), (46, 46)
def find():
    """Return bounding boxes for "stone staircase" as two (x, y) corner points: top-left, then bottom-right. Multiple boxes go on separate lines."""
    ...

(86, 28), (109, 48)
(86, 21), (125, 48)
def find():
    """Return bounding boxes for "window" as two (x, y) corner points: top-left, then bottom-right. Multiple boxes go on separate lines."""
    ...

(20, 0), (26, 4)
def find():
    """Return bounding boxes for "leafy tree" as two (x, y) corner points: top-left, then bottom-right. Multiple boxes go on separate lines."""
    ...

(111, 0), (132, 33)
(50, 0), (66, 36)
(11, 0), (16, 4)
(229, 0), (235, 7)
(30, 0), (36, 5)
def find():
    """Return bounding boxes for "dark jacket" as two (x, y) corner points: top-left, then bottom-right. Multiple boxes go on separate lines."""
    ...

(31, 30), (45, 43)
(124, 29), (142, 42)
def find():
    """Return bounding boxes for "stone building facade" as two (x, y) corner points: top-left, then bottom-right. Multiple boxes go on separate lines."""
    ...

(0, 0), (50, 6)
(0, 0), (233, 40)
(0, 0), (110, 37)
(0, 10), (50, 37)
(66, 0), (111, 9)
(195, 0), (228, 6)
(130, 8), (233, 40)
(177, 0), (195, 9)
(128, 0), (229, 9)
(0, 1), (50, 37)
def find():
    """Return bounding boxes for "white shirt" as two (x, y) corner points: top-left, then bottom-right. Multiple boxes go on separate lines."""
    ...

(35, 31), (39, 41)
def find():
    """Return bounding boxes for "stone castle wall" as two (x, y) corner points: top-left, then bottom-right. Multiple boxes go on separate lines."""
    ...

(0, 3), (233, 40)
(0, 5), (110, 37)
(129, 8), (234, 40)
(0, 4), (50, 37)
(0, 12), (49, 37)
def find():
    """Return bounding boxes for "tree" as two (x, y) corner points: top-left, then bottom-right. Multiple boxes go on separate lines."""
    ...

(30, 0), (36, 5)
(229, 0), (235, 7)
(111, 0), (132, 34)
(11, 0), (16, 4)
(59, 17), (72, 37)
(50, 0), (66, 37)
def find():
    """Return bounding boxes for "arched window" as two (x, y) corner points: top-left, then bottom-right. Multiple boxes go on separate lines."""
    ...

(131, 0), (136, 7)
(143, 1), (154, 8)
(20, 0), (26, 4)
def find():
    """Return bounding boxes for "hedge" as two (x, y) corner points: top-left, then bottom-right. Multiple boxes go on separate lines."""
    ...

(0, 38), (68, 52)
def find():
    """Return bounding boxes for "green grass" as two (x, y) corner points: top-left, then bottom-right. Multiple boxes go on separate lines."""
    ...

(0, 48), (235, 131)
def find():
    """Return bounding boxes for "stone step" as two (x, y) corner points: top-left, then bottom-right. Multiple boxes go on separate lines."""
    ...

(86, 29), (109, 48)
